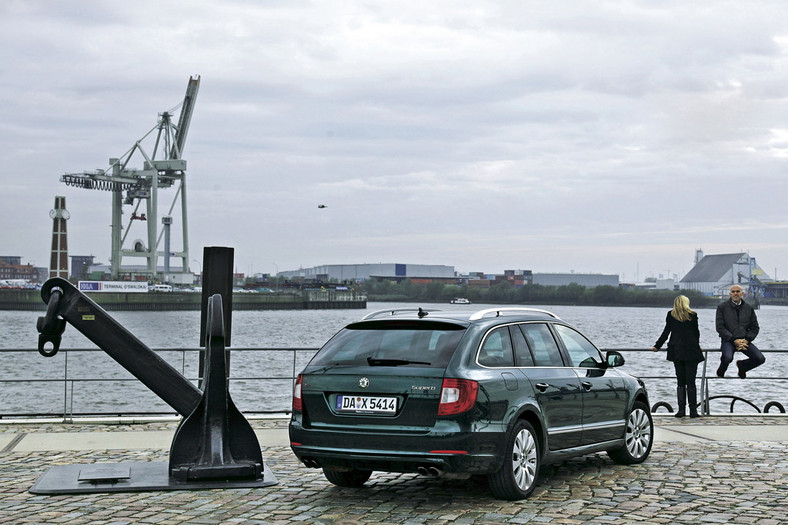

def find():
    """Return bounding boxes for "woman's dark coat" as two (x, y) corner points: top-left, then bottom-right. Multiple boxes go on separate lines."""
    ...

(654, 311), (704, 363)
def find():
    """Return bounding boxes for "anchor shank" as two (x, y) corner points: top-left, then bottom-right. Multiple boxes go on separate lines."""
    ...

(39, 278), (202, 416)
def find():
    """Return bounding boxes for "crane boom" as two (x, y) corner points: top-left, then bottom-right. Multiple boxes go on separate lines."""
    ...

(171, 76), (200, 160)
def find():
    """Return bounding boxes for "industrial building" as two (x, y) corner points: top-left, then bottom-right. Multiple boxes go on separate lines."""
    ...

(0, 257), (36, 282)
(70, 255), (96, 281)
(679, 250), (770, 297)
(277, 263), (623, 289)
(278, 263), (456, 283)
(0, 256), (46, 284)
(531, 273), (620, 287)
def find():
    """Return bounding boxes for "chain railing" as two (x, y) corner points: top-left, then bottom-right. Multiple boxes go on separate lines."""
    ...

(0, 347), (785, 420)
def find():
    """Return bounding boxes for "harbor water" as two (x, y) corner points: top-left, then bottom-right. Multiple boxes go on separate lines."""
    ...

(1, 303), (786, 416)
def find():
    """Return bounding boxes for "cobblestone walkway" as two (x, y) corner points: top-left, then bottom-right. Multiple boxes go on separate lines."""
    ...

(2, 437), (786, 524)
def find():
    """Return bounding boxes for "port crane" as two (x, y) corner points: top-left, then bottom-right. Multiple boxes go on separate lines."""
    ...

(737, 256), (766, 303)
(61, 76), (200, 280)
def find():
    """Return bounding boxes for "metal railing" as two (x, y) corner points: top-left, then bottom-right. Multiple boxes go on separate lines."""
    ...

(0, 347), (785, 420)
(0, 347), (316, 420)
(652, 348), (786, 416)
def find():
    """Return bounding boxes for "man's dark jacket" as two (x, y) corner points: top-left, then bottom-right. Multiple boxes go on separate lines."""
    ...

(715, 299), (759, 342)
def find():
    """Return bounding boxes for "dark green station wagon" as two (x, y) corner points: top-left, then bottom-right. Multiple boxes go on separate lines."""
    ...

(289, 307), (653, 500)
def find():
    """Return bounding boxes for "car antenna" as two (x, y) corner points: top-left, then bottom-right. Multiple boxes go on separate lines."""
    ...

(418, 308), (428, 318)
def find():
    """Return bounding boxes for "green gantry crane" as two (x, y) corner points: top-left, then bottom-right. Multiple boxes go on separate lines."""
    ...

(61, 76), (200, 281)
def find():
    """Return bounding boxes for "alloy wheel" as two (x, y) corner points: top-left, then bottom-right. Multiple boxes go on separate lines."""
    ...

(511, 428), (538, 491)
(624, 407), (652, 460)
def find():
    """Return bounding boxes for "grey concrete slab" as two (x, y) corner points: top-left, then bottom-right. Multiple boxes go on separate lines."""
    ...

(650, 425), (781, 443)
(659, 424), (788, 441)
(0, 433), (17, 451)
(13, 431), (175, 452)
(255, 427), (290, 447)
(655, 426), (708, 443)
(8, 427), (290, 452)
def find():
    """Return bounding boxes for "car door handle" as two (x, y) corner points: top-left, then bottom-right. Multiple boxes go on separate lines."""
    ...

(581, 381), (592, 391)
(535, 383), (549, 392)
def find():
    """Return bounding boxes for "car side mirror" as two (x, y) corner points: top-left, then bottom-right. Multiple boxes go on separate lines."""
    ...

(606, 350), (625, 368)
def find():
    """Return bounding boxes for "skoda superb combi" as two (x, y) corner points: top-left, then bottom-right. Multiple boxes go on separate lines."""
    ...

(289, 307), (653, 500)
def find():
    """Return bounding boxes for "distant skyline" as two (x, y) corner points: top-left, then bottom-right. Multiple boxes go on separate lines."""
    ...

(5, 250), (761, 285)
(3, 2), (788, 284)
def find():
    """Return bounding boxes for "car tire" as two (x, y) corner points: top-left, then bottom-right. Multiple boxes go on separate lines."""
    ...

(322, 468), (373, 487)
(608, 400), (653, 464)
(487, 419), (540, 500)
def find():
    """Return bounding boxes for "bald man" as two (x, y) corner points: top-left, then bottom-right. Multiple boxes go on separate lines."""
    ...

(715, 285), (765, 379)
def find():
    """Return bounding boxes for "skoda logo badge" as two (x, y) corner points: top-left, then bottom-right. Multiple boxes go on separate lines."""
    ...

(358, 377), (370, 388)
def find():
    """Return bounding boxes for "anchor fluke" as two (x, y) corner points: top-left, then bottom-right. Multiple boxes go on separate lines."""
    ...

(169, 294), (265, 482)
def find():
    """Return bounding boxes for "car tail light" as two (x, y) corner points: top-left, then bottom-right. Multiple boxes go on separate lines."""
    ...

(292, 374), (303, 412)
(437, 378), (478, 415)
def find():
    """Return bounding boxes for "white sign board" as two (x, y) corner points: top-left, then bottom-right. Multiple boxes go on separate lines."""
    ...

(78, 281), (149, 293)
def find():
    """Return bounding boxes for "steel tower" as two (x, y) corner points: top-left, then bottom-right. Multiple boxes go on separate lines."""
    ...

(48, 196), (70, 278)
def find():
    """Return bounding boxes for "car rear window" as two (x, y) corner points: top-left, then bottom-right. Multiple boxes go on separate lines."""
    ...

(311, 320), (466, 368)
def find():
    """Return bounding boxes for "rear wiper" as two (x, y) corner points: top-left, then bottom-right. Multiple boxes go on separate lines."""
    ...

(313, 363), (342, 373)
(366, 357), (431, 366)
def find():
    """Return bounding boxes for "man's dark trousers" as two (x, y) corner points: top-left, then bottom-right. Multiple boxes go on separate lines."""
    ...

(719, 340), (765, 373)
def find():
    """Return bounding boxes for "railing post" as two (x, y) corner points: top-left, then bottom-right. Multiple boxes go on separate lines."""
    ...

(68, 380), (74, 422)
(704, 376), (710, 416)
(62, 350), (69, 423)
(292, 350), (297, 390)
(700, 349), (709, 416)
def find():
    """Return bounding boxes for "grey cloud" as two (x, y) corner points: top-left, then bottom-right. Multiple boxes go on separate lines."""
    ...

(2, 1), (788, 281)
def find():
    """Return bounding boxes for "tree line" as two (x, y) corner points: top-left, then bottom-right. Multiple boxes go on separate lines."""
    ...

(360, 279), (718, 308)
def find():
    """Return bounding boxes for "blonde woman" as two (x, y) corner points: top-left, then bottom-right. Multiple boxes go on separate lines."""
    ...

(652, 295), (704, 418)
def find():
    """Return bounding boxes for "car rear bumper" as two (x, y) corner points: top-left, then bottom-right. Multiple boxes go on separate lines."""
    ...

(289, 421), (504, 474)
(290, 444), (500, 474)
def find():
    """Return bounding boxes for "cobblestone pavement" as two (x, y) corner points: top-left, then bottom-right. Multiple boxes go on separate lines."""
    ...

(1, 418), (787, 524)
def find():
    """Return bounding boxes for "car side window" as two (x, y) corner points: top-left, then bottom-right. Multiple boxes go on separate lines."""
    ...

(518, 323), (564, 367)
(554, 324), (603, 367)
(510, 324), (535, 367)
(478, 327), (515, 367)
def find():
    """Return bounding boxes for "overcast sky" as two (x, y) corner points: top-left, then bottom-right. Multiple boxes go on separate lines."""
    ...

(2, 1), (788, 282)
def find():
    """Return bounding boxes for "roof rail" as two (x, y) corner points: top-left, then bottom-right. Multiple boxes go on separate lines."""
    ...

(469, 307), (559, 321)
(361, 308), (440, 320)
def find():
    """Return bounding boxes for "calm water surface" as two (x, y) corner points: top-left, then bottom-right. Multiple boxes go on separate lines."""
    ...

(1, 303), (786, 416)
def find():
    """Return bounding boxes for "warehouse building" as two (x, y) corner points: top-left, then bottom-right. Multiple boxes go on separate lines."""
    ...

(278, 263), (456, 283)
(532, 273), (619, 287)
(679, 250), (770, 297)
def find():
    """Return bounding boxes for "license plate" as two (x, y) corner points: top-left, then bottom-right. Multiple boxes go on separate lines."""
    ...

(336, 395), (397, 414)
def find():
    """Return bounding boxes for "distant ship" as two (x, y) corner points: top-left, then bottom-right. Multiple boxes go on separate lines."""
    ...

(450, 297), (471, 304)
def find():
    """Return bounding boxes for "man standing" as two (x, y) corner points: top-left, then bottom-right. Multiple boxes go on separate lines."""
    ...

(715, 285), (765, 378)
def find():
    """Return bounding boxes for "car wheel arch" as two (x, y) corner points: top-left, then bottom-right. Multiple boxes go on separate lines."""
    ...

(507, 406), (545, 455)
(632, 391), (650, 413)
